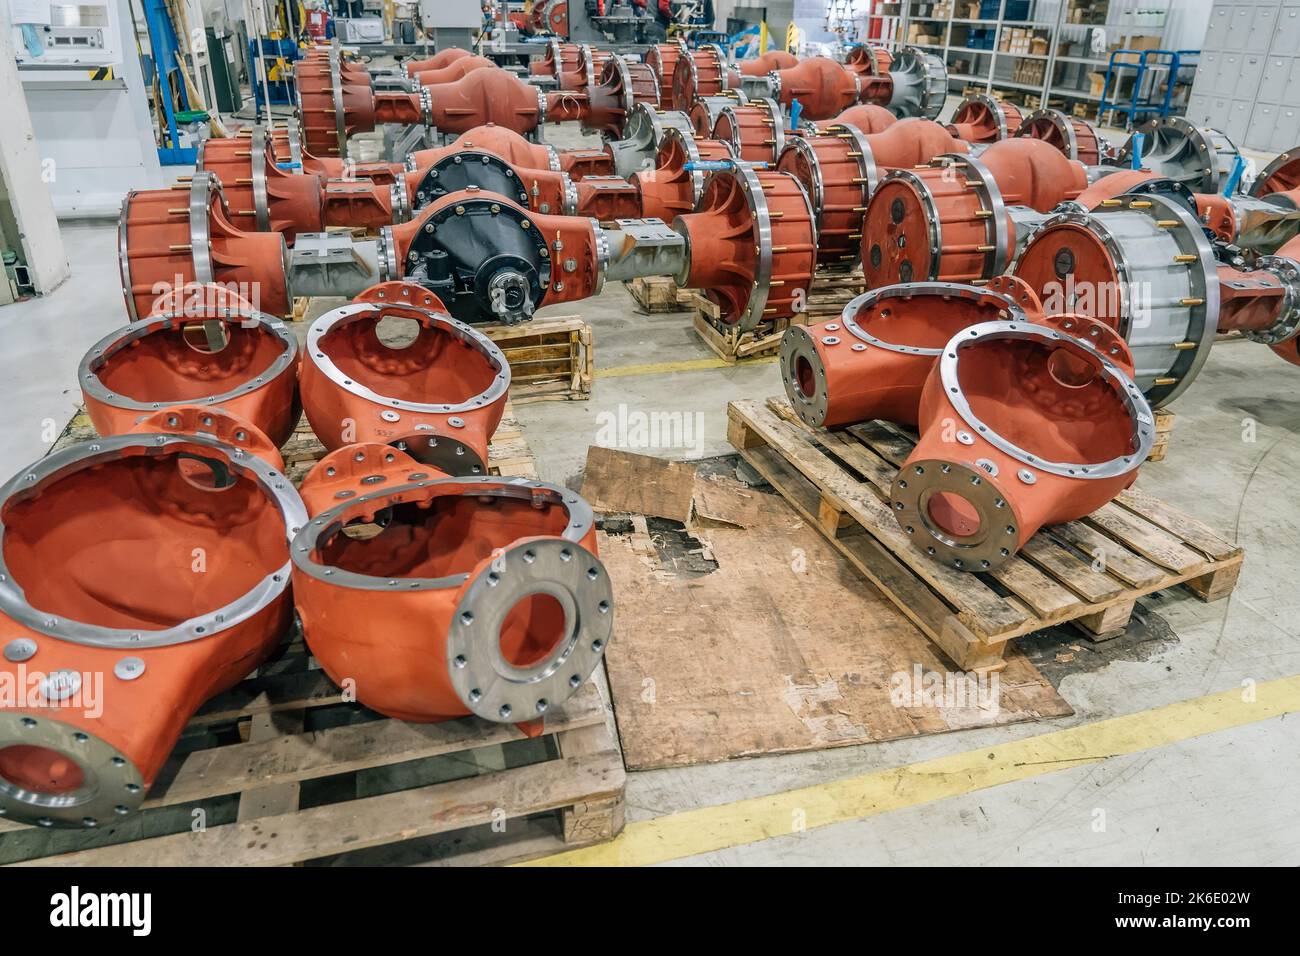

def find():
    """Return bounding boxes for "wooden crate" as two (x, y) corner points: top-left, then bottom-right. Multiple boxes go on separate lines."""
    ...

(689, 269), (865, 363)
(16, 406), (627, 866)
(481, 315), (593, 405)
(626, 276), (692, 313)
(727, 397), (1243, 671)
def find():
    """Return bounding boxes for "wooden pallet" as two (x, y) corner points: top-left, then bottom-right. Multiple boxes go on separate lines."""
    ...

(689, 269), (866, 363)
(17, 407), (627, 866)
(727, 397), (1243, 671)
(281, 399), (538, 484)
(1, 655), (625, 866)
(480, 314), (594, 405)
(626, 276), (692, 313)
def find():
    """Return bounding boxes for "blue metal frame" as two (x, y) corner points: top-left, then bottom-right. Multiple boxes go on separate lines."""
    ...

(1098, 48), (1199, 128)
(248, 37), (301, 113)
(142, 0), (196, 164)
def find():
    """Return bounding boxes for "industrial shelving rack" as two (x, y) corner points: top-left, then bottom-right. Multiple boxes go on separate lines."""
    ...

(863, 1), (1180, 121)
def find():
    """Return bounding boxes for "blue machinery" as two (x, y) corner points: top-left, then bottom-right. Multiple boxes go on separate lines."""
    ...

(1098, 48), (1198, 128)
(248, 37), (301, 112)
(140, 0), (197, 164)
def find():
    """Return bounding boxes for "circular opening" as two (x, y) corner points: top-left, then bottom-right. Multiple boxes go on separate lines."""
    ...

(1047, 347), (1097, 389)
(926, 492), (982, 538)
(499, 592), (568, 668)
(0, 744), (85, 795)
(374, 315), (421, 349)
(794, 355), (816, 398)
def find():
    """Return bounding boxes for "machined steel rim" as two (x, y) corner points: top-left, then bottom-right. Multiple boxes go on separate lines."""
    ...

(307, 302), (509, 414)
(80, 308), (298, 411)
(250, 125), (271, 232)
(938, 319), (1155, 479)
(0, 432), (306, 649)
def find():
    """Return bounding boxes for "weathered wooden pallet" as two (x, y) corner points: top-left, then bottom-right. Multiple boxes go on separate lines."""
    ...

(688, 270), (864, 363)
(727, 397), (1243, 671)
(480, 314), (594, 405)
(0, 658), (625, 866)
(626, 276), (692, 313)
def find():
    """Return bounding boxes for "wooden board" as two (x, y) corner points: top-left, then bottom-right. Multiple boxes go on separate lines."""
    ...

(598, 488), (1072, 771)
(726, 397), (1244, 671)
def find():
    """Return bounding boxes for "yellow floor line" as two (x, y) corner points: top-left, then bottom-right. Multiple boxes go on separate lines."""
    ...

(595, 355), (778, 378)
(521, 673), (1300, 866)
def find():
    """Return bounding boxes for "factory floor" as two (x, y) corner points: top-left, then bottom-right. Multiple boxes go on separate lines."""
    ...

(5, 100), (1298, 866)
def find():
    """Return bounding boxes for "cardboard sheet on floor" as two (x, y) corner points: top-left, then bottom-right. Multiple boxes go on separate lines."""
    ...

(600, 488), (1072, 770)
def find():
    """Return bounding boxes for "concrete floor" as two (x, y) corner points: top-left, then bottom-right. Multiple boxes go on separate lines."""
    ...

(5, 102), (1298, 865)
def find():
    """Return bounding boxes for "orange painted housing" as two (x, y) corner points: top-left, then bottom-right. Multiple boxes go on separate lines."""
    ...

(528, 39), (582, 79)
(1016, 109), (1105, 164)
(946, 94), (1025, 143)
(290, 445), (613, 725)
(425, 69), (545, 135)
(646, 40), (688, 108)
(893, 319), (1151, 571)
(0, 431), (305, 827)
(781, 278), (1042, 429)
(674, 167), (817, 331)
(770, 57), (861, 120)
(118, 173), (291, 321)
(713, 98), (786, 164)
(672, 45), (739, 110)
(633, 130), (732, 221)
(406, 47), (473, 76)
(862, 138), (1088, 287)
(778, 118), (968, 268)
(411, 55), (495, 87)
(845, 44), (893, 77)
(80, 302), (300, 448)
(581, 58), (661, 138)
(739, 49), (799, 75)
(817, 103), (897, 134)
(298, 298), (510, 476)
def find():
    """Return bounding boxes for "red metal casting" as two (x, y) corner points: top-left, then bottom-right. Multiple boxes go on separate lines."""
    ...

(769, 57), (860, 120)
(674, 167), (817, 330)
(845, 44), (893, 77)
(862, 138), (1088, 287)
(81, 301), (300, 447)
(411, 55), (496, 87)
(712, 98), (786, 163)
(672, 45), (740, 110)
(645, 40), (688, 108)
(127, 405), (286, 471)
(946, 94), (1025, 143)
(738, 49), (799, 75)
(817, 103), (897, 134)
(1016, 108), (1104, 164)
(892, 320), (1150, 571)
(778, 118), (968, 268)
(780, 277), (1042, 429)
(290, 446), (613, 726)
(0, 430), (303, 827)
(298, 297), (510, 476)
(118, 173), (291, 320)
(633, 129), (732, 221)
(405, 47), (473, 77)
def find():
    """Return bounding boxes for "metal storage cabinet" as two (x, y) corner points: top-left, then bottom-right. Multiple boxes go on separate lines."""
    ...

(1188, 1), (1300, 151)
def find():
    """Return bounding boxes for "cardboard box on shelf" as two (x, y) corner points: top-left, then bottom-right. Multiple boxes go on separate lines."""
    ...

(1089, 72), (1106, 96)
